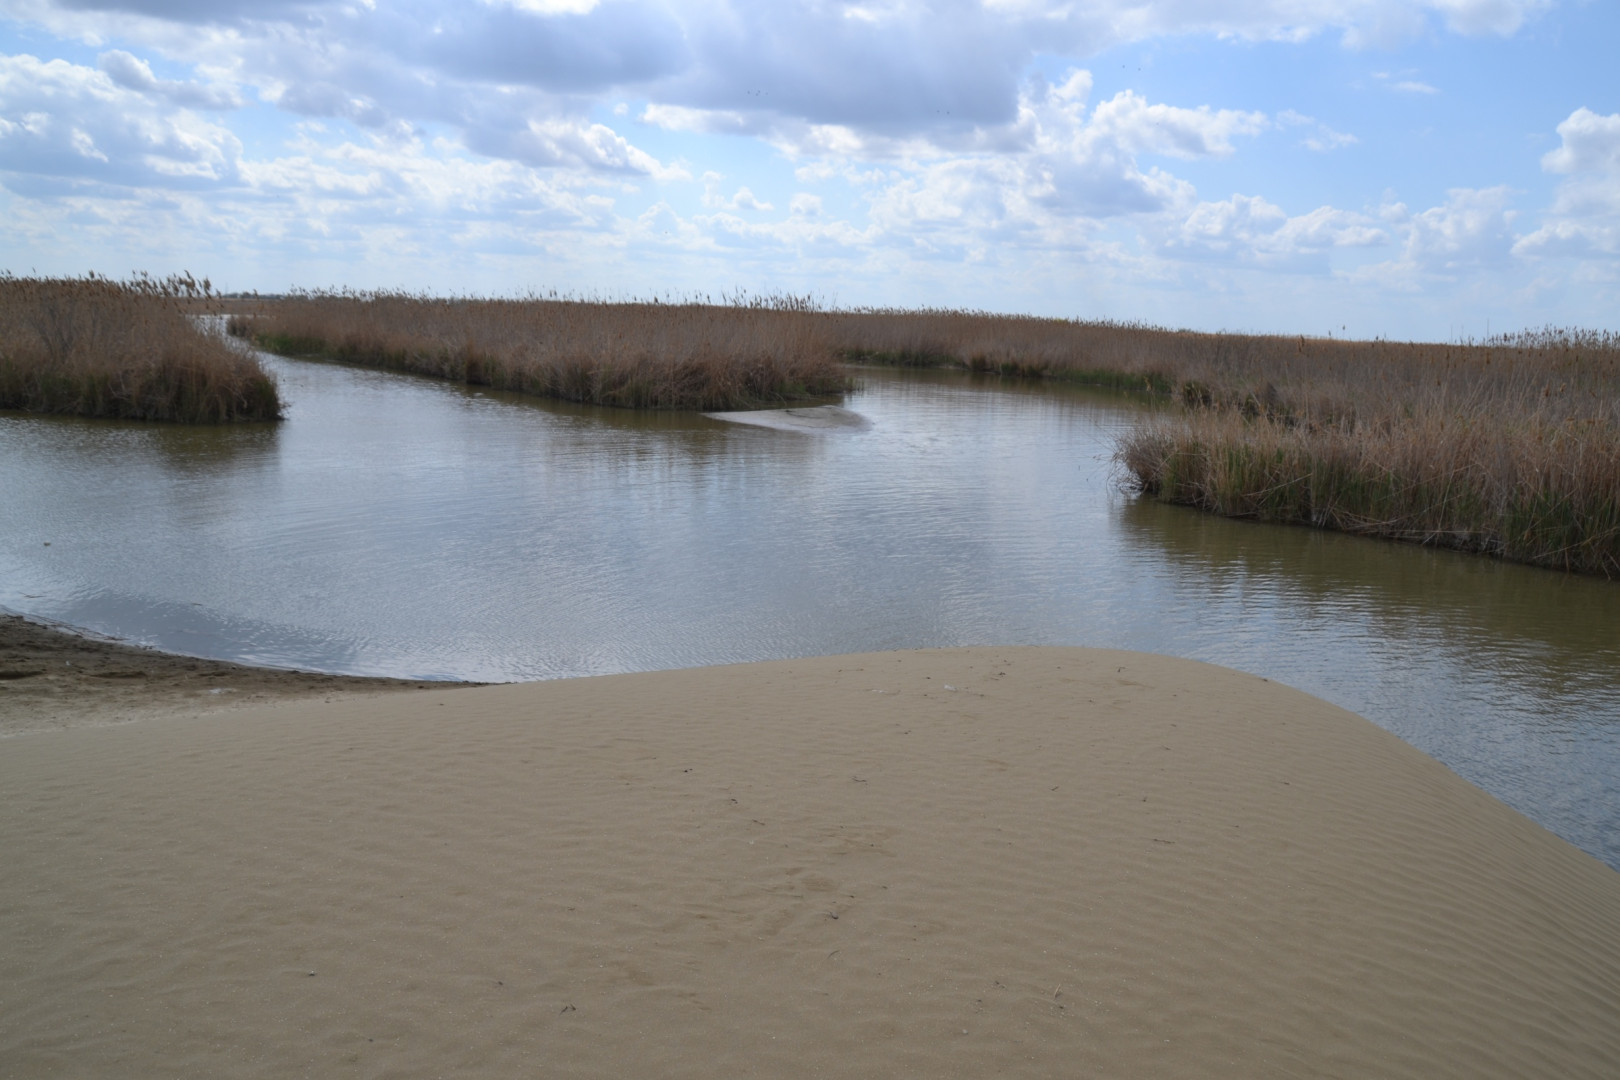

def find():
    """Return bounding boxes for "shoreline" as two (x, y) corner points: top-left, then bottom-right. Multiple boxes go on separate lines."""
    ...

(0, 612), (476, 737)
(2, 645), (1616, 1077)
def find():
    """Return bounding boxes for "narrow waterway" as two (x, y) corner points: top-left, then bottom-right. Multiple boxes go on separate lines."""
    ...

(3, 355), (1617, 867)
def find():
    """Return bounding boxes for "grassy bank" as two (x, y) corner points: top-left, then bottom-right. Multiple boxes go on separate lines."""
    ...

(1113, 329), (1620, 577)
(233, 292), (848, 410)
(0, 275), (281, 423)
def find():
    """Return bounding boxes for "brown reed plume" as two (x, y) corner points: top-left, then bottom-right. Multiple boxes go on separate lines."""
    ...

(234, 290), (847, 411)
(1111, 329), (1620, 577)
(0, 273), (281, 423)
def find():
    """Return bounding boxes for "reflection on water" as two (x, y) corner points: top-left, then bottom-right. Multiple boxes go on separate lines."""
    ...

(3, 357), (1617, 867)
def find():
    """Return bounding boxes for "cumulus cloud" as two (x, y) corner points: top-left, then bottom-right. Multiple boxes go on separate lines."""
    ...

(1540, 107), (1620, 175)
(701, 171), (772, 211)
(0, 53), (243, 189)
(3, 0), (1549, 175)
(1516, 108), (1620, 258)
(1163, 194), (1384, 267)
(0, 0), (1595, 327)
(96, 49), (240, 108)
(1386, 186), (1518, 271)
(466, 117), (686, 178)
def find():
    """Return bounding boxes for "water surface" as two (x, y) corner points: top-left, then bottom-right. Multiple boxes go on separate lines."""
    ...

(3, 356), (1617, 866)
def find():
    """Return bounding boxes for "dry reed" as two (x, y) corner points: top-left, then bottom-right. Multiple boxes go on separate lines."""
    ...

(1111, 329), (1620, 577)
(233, 291), (848, 411)
(0, 274), (281, 423)
(234, 290), (1617, 576)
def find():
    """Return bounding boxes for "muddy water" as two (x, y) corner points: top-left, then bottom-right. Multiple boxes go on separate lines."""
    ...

(3, 357), (1617, 866)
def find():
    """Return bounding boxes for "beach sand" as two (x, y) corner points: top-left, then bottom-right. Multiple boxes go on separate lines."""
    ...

(2, 646), (1617, 1078)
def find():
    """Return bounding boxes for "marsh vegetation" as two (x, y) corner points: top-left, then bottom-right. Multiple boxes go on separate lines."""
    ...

(231, 291), (848, 411)
(11, 277), (1613, 575)
(1109, 328), (1620, 577)
(0, 275), (281, 423)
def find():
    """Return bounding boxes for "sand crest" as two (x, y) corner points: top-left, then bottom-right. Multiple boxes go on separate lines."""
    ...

(2, 647), (1617, 1078)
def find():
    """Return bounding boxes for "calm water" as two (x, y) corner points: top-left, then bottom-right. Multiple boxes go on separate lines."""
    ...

(4, 356), (1618, 867)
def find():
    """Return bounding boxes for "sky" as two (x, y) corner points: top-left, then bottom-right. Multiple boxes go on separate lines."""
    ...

(0, 0), (1616, 339)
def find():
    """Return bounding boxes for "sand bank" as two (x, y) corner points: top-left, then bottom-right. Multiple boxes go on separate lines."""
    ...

(2, 647), (1617, 1078)
(0, 613), (473, 737)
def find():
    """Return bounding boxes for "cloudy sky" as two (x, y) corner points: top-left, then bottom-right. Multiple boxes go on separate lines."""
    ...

(1, 1), (1615, 338)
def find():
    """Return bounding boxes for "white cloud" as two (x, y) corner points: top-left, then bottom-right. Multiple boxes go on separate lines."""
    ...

(1160, 194), (1385, 268)
(0, 0), (1604, 335)
(1540, 107), (1620, 175)
(640, 103), (752, 136)
(97, 49), (241, 109)
(471, 117), (687, 178)
(1086, 90), (1266, 160)
(1387, 186), (1518, 271)
(701, 171), (772, 211)
(0, 0), (1542, 178)
(0, 53), (244, 188)
(1516, 108), (1620, 258)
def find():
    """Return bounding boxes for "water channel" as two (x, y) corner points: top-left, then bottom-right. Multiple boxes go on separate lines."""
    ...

(3, 354), (1618, 867)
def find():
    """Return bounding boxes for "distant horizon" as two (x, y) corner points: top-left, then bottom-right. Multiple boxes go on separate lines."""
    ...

(3, 1), (1617, 342)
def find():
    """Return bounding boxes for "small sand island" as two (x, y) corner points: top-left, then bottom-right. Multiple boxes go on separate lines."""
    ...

(3, 643), (1617, 1078)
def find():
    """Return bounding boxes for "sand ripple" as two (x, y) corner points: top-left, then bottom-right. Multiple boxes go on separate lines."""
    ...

(3, 647), (1617, 1077)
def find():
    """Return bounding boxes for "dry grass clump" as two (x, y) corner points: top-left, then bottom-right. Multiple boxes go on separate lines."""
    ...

(1114, 329), (1620, 577)
(0, 274), (281, 423)
(234, 291), (847, 410)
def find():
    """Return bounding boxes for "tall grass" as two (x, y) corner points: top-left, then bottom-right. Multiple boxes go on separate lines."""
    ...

(231, 288), (1617, 575)
(233, 291), (848, 410)
(1113, 329), (1620, 577)
(0, 274), (281, 423)
(832, 310), (1620, 576)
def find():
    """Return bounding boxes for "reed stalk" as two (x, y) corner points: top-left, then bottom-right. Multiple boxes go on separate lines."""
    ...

(0, 274), (281, 423)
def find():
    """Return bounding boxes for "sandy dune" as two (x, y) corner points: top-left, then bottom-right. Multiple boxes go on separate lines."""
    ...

(2, 647), (1617, 1078)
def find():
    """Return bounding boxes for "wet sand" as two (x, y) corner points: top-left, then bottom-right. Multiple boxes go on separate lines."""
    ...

(2, 646), (1617, 1078)
(0, 613), (472, 737)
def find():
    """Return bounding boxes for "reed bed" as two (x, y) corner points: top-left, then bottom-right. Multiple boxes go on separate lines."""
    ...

(232, 291), (848, 410)
(234, 290), (1617, 575)
(826, 307), (1178, 392)
(827, 308), (1620, 578)
(1110, 328), (1620, 577)
(0, 275), (281, 423)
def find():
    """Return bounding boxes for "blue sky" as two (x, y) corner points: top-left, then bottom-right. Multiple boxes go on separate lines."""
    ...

(1, 0), (1615, 339)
